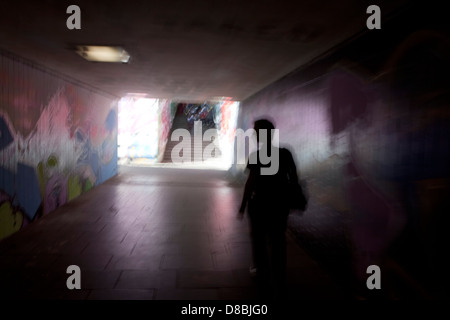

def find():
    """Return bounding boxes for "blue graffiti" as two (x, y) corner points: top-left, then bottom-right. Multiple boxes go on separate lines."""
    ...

(0, 167), (15, 196)
(0, 116), (13, 150)
(0, 164), (41, 220)
(16, 163), (41, 220)
(105, 109), (117, 132)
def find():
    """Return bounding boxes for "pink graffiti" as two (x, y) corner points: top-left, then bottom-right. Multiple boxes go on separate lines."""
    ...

(44, 174), (68, 214)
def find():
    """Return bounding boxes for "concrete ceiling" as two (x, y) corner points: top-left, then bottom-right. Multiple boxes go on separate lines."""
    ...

(0, 0), (410, 101)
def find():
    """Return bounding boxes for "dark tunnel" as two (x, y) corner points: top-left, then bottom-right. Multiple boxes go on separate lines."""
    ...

(0, 0), (449, 305)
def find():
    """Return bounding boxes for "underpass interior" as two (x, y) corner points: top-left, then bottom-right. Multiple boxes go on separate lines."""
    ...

(1, 0), (449, 301)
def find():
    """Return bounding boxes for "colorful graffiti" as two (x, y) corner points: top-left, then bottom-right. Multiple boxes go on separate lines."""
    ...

(0, 52), (118, 240)
(158, 100), (175, 162)
(218, 100), (239, 166)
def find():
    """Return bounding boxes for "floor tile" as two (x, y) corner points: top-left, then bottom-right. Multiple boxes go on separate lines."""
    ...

(88, 289), (155, 300)
(0, 166), (347, 300)
(115, 270), (176, 289)
(178, 270), (237, 288)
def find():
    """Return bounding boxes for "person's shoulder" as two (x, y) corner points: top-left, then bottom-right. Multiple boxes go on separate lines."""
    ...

(249, 150), (258, 157)
(279, 146), (293, 156)
(246, 151), (259, 169)
(278, 146), (296, 164)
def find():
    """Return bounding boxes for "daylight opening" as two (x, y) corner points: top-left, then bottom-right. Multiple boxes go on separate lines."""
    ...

(118, 96), (239, 170)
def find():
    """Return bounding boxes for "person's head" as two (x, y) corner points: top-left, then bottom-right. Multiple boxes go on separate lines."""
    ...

(252, 118), (279, 175)
(253, 118), (275, 143)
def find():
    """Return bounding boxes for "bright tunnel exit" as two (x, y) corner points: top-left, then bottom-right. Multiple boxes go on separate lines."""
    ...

(118, 95), (239, 170)
(118, 96), (160, 164)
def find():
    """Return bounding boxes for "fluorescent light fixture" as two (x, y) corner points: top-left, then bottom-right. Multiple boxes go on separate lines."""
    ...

(211, 96), (233, 101)
(76, 46), (130, 63)
(125, 93), (149, 97)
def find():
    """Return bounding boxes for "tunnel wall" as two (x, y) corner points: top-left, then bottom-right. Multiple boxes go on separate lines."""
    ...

(238, 3), (450, 293)
(157, 100), (177, 163)
(0, 50), (118, 241)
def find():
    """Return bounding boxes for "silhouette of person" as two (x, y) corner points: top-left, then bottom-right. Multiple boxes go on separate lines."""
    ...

(238, 118), (299, 299)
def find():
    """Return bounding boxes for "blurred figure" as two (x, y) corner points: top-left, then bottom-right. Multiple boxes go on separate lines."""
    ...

(238, 118), (299, 299)
(328, 29), (450, 298)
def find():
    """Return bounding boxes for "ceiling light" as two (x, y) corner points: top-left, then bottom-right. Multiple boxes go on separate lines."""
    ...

(75, 46), (130, 63)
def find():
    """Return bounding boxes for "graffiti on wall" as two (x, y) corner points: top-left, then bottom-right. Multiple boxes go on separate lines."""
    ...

(218, 100), (239, 165)
(0, 53), (118, 240)
(158, 99), (174, 162)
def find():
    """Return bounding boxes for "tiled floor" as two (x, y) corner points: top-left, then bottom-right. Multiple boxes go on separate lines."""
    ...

(0, 166), (347, 300)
